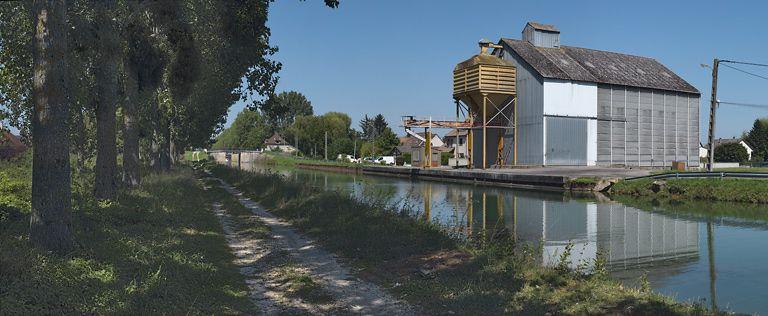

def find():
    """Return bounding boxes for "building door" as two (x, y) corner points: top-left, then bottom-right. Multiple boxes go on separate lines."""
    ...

(545, 116), (588, 165)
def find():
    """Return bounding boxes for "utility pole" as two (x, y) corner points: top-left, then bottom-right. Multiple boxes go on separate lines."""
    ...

(324, 131), (328, 161)
(353, 137), (356, 159)
(707, 59), (720, 172)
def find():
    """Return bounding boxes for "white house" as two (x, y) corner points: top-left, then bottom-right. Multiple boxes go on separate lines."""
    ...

(264, 133), (297, 153)
(444, 129), (468, 158)
(712, 138), (754, 161)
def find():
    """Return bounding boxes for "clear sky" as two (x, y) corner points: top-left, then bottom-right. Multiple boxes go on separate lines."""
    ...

(222, 0), (768, 141)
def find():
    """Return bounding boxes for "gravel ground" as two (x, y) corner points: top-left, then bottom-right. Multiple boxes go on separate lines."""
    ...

(205, 176), (415, 315)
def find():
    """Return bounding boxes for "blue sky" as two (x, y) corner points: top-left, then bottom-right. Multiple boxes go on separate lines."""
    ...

(223, 0), (768, 141)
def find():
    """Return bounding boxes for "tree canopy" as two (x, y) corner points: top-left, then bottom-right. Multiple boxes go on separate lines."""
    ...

(213, 110), (269, 150)
(744, 118), (768, 162)
(261, 91), (314, 132)
(714, 142), (749, 163)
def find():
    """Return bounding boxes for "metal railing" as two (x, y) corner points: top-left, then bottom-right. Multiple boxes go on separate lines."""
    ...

(625, 171), (768, 181)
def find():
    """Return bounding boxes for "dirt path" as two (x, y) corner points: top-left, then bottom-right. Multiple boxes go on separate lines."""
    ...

(205, 175), (415, 315)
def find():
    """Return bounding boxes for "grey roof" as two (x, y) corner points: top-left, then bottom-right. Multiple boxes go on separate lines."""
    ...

(712, 138), (752, 150)
(526, 22), (559, 33)
(444, 129), (468, 137)
(500, 38), (699, 94)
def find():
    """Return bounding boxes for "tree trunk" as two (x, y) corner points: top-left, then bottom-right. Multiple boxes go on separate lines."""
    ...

(160, 123), (171, 171)
(122, 67), (141, 187)
(93, 0), (119, 199)
(29, 0), (74, 253)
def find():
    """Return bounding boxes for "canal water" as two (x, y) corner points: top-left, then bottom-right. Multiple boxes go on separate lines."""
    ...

(246, 163), (768, 314)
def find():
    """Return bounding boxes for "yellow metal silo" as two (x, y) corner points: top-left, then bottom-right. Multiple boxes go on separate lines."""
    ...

(452, 41), (517, 169)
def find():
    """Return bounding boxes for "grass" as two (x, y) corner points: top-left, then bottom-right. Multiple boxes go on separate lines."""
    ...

(0, 155), (256, 315)
(207, 162), (714, 315)
(652, 167), (768, 174)
(610, 177), (768, 204)
(270, 262), (335, 304)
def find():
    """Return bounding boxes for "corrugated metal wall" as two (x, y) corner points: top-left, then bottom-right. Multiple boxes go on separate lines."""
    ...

(500, 46), (544, 165)
(545, 116), (588, 165)
(522, 25), (560, 48)
(597, 84), (699, 167)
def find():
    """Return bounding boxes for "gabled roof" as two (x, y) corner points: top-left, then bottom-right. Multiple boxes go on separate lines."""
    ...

(264, 132), (289, 146)
(444, 129), (469, 137)
(0, 131), (27, 159)
(712, 138), (753, 150)
(526, 22), (559, 33)
(500, 38), (699, 94)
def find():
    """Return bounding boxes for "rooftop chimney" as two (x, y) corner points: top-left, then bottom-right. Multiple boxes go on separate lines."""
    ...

(522, 22), (560, 48)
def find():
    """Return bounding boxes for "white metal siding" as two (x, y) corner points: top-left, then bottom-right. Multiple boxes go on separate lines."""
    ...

(501, 46), (544, 165)
(542, 79), (597, 117)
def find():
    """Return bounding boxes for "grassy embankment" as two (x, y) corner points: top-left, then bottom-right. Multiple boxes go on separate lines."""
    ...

(0, 155), (259, 314)
(610, 177), (768, 204)
(207, 163), (712, 315)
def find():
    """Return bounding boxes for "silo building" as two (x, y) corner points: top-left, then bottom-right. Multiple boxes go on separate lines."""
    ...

(496, 22), (700, 167)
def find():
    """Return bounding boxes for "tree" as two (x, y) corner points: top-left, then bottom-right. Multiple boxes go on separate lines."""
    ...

(372, 127), (399, 155)
(714, 142), (748, 163)
(744, 118), (768, 162)
(212, 109), (269, 150)
(359, 115), (373, 140)
(359, 113), (390, 141)
(93, 0), (120, 199)
(261, 91), (313, 132)
(286, 112), (355, 158)
(29, 0), (74, 253)
(372, 114), (388, 139)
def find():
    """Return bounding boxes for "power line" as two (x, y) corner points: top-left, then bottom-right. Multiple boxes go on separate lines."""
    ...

(721, 63), (768, 82)
(723, 60), (768, 68)
(718, 101), (768, 109)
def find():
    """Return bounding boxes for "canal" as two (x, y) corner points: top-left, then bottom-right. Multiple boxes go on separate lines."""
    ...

(246, 163), (768, 314)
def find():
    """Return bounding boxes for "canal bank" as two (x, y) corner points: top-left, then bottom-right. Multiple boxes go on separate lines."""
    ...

(211, 153), (768, 202)
(207, 163), (714, 315)
(295, 162), (648, 192)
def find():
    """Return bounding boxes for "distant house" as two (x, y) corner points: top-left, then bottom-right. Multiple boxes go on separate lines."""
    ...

(264, 132), (297, 153)
(417, 132), (444, 147)
(711, 138), (754, 161)
(699, 143), (708, 160)
(0, 131), (27, 160)
(396, 133), (453, 167)
(411, 145), (452, 168)
(444, 129), (469, 159)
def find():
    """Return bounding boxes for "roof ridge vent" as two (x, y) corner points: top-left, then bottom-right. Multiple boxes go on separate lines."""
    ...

(522, 22), (560, 48)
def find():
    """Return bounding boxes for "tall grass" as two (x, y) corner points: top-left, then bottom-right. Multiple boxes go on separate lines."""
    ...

(1, 158), (255, 314)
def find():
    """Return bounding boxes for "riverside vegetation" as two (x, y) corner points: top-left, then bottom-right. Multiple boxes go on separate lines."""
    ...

(609, 178), (768, 204)
(205, 162), (715, 315)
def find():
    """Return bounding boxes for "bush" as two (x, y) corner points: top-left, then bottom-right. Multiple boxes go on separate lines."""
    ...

(440, 152), (451, 166)
(396, 153), (412, 165)
(714, 142), (748, 163)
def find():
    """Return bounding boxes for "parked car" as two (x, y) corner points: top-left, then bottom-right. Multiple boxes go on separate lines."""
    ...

(373, 156), (395, 165)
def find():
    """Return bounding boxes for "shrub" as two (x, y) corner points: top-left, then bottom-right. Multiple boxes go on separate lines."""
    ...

(440, 152), (451, 165)
(714, 142), (748, 163)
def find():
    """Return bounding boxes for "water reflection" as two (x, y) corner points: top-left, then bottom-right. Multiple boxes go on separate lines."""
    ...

(242, 163), (768, 314)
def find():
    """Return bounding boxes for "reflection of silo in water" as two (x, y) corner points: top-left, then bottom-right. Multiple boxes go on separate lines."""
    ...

(465, 190), (504, 235)
(597, 204), (699, 269)
(503, 194), (699, 269)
